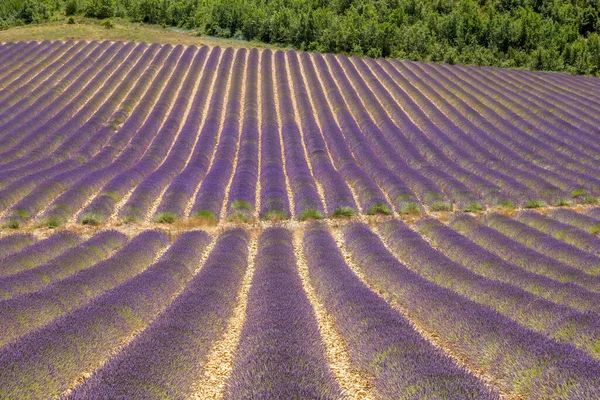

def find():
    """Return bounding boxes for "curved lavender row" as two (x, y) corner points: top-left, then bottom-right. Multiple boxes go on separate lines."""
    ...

(0, 231), (80, 278)
(0, 233), (36, 258)
(375, 58), (540, 208)
(483, 213), (600, 275)
(225, 227), (340, 398)
(285, 51), (357, 216)
(257, 50), (290, 219)
(0, 42), (146, 174)
(154, 47), (233, 221)
(455, 65), (600, 160)
(226, 49), (260, 220)
(303, 225), (496, 399)
(0, 41), (38, 77)
(449, 214), (600, 293)
(0, 41), (128, 167)
(78, 45), (198, 224)
(344, 222), (600, 398)
(0, 43), (143, 214)
(379, 219), (600, 359)
(120, 46), (217, 223)
(352, 57), (476, 210)
(439, 63), (600, 168)
(516, 211), (600, 256)
(0, 230), (168, 347)
(0, 41), (106, 137)
(0, 41), (55, 89)
(273, 51), (324, 219)
(0, 41), (83, 112)
(394, 60), (575, 204)
(586, 207), (600, 219)
(405, 60), (599, 197)
(36, 45), (180, 226)
(0, 230), (210, 400)
(489, 67), (600, 130)
(68, 230), (246, 399)
(190, 49), (247, 221)
(316, 53), (419, 214)
(0, 43), (158, 186)
(416, 218), (600, 314)
(0, 230), (127, 300)
(549, 208), (600, 234)
(300, 52), (390, 215)
(7, 43), (167, 222)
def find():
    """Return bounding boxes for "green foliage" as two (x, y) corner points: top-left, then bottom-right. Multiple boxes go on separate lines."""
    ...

(524, 199), (547, 208)
(80, 213), (104, 225)
(67, 15), (75, 23)
(3, 0), (600, 74)
(332, 206), (355, 217)
(298, 208), (323, 221)
(153, 212), (177, 223)
(101, 17), (113, 28)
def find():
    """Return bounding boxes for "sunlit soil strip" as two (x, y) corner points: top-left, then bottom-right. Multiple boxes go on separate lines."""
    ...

(328, 226), (509, 399)
(293, 231), (373, 399)
(191, 233), (258, 399)
(184, 49), (236, 218)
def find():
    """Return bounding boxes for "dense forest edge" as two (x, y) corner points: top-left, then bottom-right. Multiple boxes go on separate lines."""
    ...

(2, 0), (600, 75)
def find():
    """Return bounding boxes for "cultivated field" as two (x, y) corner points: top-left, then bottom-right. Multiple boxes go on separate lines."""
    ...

(1, 40), (600, 399)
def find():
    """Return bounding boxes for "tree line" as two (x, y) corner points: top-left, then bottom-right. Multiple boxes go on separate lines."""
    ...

(2, 0), (600, 75)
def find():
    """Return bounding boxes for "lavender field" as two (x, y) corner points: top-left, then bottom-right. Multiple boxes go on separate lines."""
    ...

(1, 40), (600, 398)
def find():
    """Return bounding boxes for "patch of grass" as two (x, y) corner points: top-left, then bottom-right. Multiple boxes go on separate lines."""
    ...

(67, 16), (76, 25)
(298, 208), (323, 221)
(80, 213), (104, 225)
(101, 19), (114, 29)
(153, 212), (177, 224)
(582, 196), (599, 205)
(39, 216), (61, 228)
(192, 210), (217, 222)
(524, 199), (546, 209)
(497, 199), (516, 210)
(332, 206), (355, 217)
(571, 188), (587, 198)
(429, 201), (453, 212)
(261, 210), (288, 221)
(366, 202), (391, 215)
(462, 201), (485, 213)
(554, 199), (574, 207)
(230, 200), (253, 210)
(399, 202), (421, 214)
(4, 219), (20, 229)
(12, 209), (30, 219)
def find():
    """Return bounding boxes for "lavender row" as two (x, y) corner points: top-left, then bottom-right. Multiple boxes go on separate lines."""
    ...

(153, 47), (233, 221)
(483, 213), (600, 275)
(190, 49), (247, 221)
(548, 208), (600, 234)
(69, 230), (246, 399)
(257, 50), (291, 219)
(416, 218), (600, 313)
(303, 225), (495, 398)
(0, 230), (126, 300)
(226, 49), (260, 221)
(516, 211), (600, 256)
(317, 53), (421, 214)
(273, 51), (325, 219)
(300, 52), (391, 215)
(393, 59), (576, 204)
(0, 230), (168, 347)
(344, 222), (600, 398)
(0, 233), (35, 259)
(35, 45), (181, 227)
(0, 41), (85, 113)
(119, 47), (215, 223)
(0, 230), (210, 399)
(0, 42), (134, 167)
(78, 45), (199, 224)
(379, 219), (600, 359)
(0, 231), (80, 278)
(225, 227), (340, 398)
(285, 51), (357, 216)
(449, 214), (600, 293)
(0, 42), (148, 175)
(0, 41), (57, 91)
(0, 41), (109, 142)
(403, 60), (599, 199)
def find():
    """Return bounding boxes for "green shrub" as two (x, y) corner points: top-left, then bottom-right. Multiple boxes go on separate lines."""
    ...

(67, 16), (75, 24)
(524, 199), (546, 209)
(80, 213), (104, 225)
(101, 18), (114, 28)
(332, 207), (355, 217)
(65, 0), (78, 16)
(153, 212), (177, 224)
(84, 0), (114, 19)
(298, 209), (323, 221)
